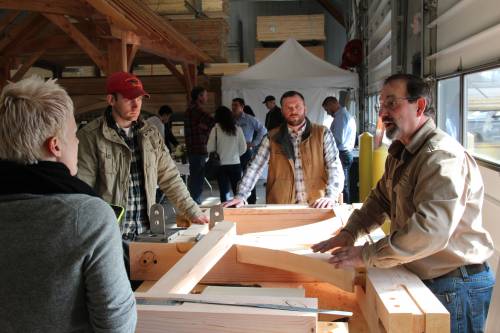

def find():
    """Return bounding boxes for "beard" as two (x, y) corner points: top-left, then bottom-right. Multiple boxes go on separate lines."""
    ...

(383, 117), (399, 139)
(286, 114), (305, 127)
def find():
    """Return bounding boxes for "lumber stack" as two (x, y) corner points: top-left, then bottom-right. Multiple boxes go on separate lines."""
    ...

(170, 18), (229, 62)
(256, 15), (326, 42)
(255, 14), (325, 64)
(147, 0), (229, 19)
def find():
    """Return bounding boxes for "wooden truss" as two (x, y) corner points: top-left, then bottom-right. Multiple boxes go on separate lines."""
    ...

(0, 0), (210, 90)
(130, 205), (450, 332)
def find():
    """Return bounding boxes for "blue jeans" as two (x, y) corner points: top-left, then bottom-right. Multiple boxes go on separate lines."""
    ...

(339, 150), (353, 203)
(423, 265), (495, 333)
(188, 154), (207, 205)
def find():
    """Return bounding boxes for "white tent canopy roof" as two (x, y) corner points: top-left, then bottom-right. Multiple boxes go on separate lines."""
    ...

(222, 38), (358, 90)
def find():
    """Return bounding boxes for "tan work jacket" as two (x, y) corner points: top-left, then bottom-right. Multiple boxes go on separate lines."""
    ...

(77, 115), (201, 224)
(344, 119), (494, 280)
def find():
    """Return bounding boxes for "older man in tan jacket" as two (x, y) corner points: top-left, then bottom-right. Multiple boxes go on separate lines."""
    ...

(313, 74), (495, 332)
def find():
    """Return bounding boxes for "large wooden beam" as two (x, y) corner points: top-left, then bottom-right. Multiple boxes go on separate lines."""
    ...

(222, 205), (335, 234)
(43, 13), (107, 72)
(236, 245), (355, 292)
(83, 0), (137, 31)
(0, 0), (95, 17)
(162, 59), (186, 90)
(0, 12), (40, 54)
(106, 38), (127, 73)
(135, 294), (317, 333)
(0, 10), (20, 33)
(315, 0), (345, 28)
(143, 221), (236, 296)
(11, 49), (46, 82)
(127, 44), (139, 72)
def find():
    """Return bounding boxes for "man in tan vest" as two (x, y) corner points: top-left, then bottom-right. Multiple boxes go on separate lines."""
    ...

(223, 90), (344, 208)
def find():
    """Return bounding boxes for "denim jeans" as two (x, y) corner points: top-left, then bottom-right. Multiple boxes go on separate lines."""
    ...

(188, 154), (207, 205)
(339, 150), (353, 203)
(423, 265), (495, 333)
(217, 164), (242, 203)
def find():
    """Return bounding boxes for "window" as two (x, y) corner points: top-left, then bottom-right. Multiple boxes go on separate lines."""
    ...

(437, 77), (461, 141)
(464, 68), (500, 165)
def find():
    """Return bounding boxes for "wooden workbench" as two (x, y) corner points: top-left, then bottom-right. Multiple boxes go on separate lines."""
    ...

(130, 204), (449, 332)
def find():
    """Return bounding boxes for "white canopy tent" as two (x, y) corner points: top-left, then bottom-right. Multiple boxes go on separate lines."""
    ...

(222, 38), (359, 127)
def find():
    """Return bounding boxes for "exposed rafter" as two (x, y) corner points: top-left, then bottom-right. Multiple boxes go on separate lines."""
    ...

(0, 0), (95, 17)
(315, 0), (345, 28)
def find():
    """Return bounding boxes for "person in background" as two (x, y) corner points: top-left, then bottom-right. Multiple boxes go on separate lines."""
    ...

(207, 106), (247, 202)
(313, 74), (495, 333)
(0, 77), (136, 332)
(184, 86), (215, 204)
(77, 72), (208, 239)
(231, 98), (267, 204)
(322, 96), (356, 203)
(263, 95), (284, 131)
(224, 91), (344, 208)
(158, 105), (179, 152)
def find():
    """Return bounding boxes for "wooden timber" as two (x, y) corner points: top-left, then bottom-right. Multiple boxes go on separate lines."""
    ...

(257, 15), (326, 42)
(131, 205), (450, 332)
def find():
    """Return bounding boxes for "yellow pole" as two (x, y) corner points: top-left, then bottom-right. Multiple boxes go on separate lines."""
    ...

(358, 132), (373, 202)
(371, 144), (388, 188)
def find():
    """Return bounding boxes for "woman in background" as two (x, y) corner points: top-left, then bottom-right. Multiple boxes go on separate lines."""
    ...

(207, 106), (246, 202)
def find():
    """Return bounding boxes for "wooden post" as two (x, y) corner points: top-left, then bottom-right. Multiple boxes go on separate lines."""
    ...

(107, 38), (127, 74)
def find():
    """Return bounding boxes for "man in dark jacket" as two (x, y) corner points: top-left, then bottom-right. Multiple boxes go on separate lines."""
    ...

(184, 86), (215, 204)
(263, 95), (284, 131)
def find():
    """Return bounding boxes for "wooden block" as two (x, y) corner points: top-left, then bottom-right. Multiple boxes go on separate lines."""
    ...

(143, 221), (236, 296)
(257, 15), (325, 42)
(255, 45), (324, 63)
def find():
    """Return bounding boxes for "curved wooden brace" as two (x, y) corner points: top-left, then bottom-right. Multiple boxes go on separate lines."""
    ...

(236, 245), (355, 292)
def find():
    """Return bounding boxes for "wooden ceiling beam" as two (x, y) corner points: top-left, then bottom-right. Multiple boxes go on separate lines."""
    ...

(315, 0), (345, 28)
(0, 0), (95, 17)
(11, 49), (46, 82)
(106, 38), (127, 73)
(5, 35), (74, 56)
(127, 44), (139, 72)
(0, 10), (20, 33)
(43, 13), (108, 73)
(0, 12), (40, 53)
(161, 58), (186, 90)
(83, 0), (137, 31)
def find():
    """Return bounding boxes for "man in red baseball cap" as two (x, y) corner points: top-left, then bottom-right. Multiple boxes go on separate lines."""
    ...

(77, 72), (209, 271)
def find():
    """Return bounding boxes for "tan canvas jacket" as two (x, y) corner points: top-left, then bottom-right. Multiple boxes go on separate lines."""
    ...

(77, 115), (202, 225)
(344, 119), (494, 280)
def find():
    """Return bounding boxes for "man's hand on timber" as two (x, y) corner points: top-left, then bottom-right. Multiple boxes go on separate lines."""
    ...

(222, 197), (247, 208)
(310, 197), (336, 208)
(191, 214), (209, 224)
(328, 245), (365, 269)
(311, 230), (355, 253)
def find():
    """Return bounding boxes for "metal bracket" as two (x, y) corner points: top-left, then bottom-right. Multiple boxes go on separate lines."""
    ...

(209, 205), (224, 230)
(149, 203), (165, 234)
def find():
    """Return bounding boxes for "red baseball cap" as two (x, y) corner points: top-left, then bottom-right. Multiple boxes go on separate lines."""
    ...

(106, 72), (150, 100)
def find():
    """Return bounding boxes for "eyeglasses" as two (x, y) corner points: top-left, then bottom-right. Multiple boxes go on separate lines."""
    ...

(375, 97), (417, 113)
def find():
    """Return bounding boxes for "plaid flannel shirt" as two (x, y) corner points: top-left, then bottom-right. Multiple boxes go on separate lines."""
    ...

(116, 124), (149, 236)
(184, 103), (215, 155)
(236, 123), (343, 202)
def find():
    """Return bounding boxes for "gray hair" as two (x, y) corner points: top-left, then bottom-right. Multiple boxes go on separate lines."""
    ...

(0, 76), (74, 164)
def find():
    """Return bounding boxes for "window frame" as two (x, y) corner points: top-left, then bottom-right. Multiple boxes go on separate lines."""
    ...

(436, 62), (500, 171)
